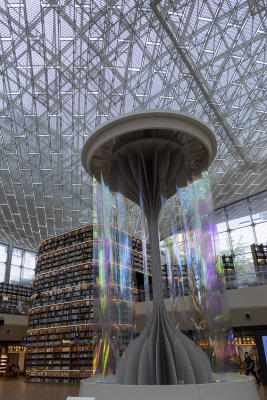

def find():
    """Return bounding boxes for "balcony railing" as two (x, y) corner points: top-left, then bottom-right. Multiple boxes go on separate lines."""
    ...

(0, 301), (29, 315)
(224, 269), (267, 289)
(135, 268), (267, 302)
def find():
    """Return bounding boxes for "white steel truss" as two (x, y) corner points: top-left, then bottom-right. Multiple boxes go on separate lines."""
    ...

(0, 0), (266, 250)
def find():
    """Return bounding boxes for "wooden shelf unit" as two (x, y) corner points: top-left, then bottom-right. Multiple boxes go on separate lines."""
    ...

(26, 224), (151, 383)
(221, 255), (237, 289)
(222, 255), (236, 277)
(0, 353), (7, 375)
(161, 264), (189, 296)
(251, 243), (267, 273)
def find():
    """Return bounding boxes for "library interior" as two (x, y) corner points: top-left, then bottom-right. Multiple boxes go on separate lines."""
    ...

(0, 1), (266, 400)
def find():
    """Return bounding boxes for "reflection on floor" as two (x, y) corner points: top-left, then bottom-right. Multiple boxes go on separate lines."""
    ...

(0, 376), (266, 400)
(258, 384), (267, 400)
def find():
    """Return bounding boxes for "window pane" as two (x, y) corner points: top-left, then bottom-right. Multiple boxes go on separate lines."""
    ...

(235, 253), (255, 277)
(218, 232), (231, 256)
(9, 265), (21, 285)
(21, 268), (35, 286)
(251, 212), (265, 224)
(0, 244), (8, 263)
(215, 208), (227, 233)
(24, 251), (36, 270)
(0, 262), (6, 283)
(11, 248), (23, 266)
(255, 222), (267, 244)
(227, 200), (251, 229)
(249, 192), (267, 217)
(230, 226), (255, 254)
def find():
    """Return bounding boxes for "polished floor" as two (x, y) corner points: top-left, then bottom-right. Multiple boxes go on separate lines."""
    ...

(0, 376), (266, 400)
(0, 377), (79, 400)
(259, 385), (267, 400)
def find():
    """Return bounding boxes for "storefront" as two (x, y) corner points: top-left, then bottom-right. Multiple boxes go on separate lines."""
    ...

(0, 344), (26, 377)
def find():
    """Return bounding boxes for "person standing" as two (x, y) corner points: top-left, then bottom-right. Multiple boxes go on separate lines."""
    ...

(244, 352), (260, 384)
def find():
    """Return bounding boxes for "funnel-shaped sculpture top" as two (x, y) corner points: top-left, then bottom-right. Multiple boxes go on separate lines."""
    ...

(82, 110), (216, 213)
(81, 110), (217, 385)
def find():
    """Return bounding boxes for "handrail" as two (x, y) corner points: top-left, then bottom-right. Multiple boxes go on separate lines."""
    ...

(135, 268), (267, 301)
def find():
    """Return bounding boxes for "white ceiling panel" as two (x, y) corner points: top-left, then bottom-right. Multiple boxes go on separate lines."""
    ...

(0, 0), (266, 250)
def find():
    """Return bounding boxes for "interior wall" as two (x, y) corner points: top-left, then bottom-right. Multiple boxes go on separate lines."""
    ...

(134, 285), (267, 332)
(0, 314), (28, 342)
(0, 286), (266, 340)
(227, 286), (267, 327)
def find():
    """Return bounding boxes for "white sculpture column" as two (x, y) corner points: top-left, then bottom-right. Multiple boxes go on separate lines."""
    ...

(81, 110), (217, 385)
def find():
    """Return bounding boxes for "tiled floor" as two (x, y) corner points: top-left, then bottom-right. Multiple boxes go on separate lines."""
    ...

(0, 376), (266, 400)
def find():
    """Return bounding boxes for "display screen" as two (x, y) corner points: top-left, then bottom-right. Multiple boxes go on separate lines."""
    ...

(262, 336), (267, 364)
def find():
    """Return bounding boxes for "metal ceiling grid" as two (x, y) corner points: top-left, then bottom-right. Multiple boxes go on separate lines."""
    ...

(0, 0), (266, 251)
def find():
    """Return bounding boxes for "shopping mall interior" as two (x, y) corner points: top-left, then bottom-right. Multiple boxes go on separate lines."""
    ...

(0, 0), (266, 399)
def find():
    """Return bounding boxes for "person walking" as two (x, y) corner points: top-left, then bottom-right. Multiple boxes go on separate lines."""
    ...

(244, 352), (260, 384)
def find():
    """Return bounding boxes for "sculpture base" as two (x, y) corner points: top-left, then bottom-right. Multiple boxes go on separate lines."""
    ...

(79, 374), (260, 400)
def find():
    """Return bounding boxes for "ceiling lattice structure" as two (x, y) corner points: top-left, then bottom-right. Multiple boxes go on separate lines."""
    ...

(0, 0), (266, 251)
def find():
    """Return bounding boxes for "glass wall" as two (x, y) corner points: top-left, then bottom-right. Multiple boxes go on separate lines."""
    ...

(0, 191), (266, 288)
(0, 244), (8, 283)
(9, 248), (36, 286)
(215, 190), (267, 278)
(0, 243), (37, 287)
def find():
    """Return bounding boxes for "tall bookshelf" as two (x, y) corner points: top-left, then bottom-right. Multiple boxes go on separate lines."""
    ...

(26, 224), (151, 383)
(221, 255), (236, 288)
(161, 264), (189, 297)
(251, 243), (267, 273)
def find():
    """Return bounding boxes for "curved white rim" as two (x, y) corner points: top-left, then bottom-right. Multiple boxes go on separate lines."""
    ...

(81, 110), (217, 177)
